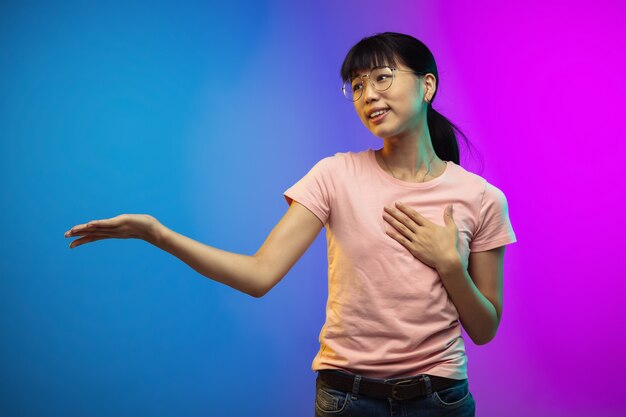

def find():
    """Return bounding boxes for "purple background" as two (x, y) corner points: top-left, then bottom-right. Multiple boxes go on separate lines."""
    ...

(1, 0), (624, 416)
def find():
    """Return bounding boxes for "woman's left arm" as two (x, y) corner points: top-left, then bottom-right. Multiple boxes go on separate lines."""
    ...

(437, 246), (505, 345)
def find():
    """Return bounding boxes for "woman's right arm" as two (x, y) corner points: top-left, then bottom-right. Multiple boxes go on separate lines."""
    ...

(65, 201), (323, 298)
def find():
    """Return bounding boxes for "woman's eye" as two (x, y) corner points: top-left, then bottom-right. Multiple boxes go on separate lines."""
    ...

(377, 75), (389, 82)
(352, 83), (363, 92)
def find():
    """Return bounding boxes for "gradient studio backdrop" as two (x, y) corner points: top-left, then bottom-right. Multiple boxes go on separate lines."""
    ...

(1, 1), (624, 416)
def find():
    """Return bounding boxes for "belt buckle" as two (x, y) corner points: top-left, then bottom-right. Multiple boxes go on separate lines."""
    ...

(390, 378), (419, 401)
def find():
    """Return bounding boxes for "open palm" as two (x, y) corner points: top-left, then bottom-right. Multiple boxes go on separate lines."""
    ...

(64, 214), (160, 249)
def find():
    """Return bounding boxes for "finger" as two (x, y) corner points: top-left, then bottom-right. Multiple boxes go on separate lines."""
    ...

(65, 216), (125, 235)
(68, 234), (111, 249)
(385, 229), (412, 250)
(395, 202), (428, 227)
(65, 226), (117, 237)
(86, 216), (126, 228)
(384, 206), (417, 233)
(383, 213), (415, 240)
(65, 223), (89, 233)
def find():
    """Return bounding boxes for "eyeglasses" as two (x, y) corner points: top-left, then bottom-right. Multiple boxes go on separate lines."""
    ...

(342, 66), (424, 101)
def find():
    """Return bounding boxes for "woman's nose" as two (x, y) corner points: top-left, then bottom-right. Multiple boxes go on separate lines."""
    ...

(363, 82), (380, 103)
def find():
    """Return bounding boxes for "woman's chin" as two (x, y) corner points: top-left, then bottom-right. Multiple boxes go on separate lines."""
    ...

(369, 126), (396, 138)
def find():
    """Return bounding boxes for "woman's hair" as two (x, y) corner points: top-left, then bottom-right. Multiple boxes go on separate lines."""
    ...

(340, 32), (481, 169)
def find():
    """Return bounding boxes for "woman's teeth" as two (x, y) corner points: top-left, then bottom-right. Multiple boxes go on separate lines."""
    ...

(370, 109), (389, 118)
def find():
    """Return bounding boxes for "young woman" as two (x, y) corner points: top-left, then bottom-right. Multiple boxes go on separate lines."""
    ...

(65, 32), (517, 417)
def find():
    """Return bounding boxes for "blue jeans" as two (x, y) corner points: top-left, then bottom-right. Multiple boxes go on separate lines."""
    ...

(314, 370), (475, 417)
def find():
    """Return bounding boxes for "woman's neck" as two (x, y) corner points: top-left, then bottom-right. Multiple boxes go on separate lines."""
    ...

(378, 134), (445, 179)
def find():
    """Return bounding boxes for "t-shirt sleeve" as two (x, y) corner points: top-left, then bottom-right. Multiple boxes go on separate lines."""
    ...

(469, 182), (517, 252)
(283, 156), (335, 226)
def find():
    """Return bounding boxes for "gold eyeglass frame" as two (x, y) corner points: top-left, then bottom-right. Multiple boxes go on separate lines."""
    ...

(342, 66), (425, 101)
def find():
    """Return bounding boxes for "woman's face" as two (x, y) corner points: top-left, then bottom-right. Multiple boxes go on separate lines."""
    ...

(351, 61), (434, 139)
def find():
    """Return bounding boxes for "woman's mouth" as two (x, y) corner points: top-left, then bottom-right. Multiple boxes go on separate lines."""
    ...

(369, 109), (390, 124)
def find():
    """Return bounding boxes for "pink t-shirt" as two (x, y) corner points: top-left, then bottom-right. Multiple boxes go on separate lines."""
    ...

(283, 148), (517, 380)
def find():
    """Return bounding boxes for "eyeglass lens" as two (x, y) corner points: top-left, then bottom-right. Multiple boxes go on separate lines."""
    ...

(342, 67), (394, 101)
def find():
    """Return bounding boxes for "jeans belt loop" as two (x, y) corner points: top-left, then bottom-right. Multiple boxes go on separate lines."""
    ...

(422, 374), (432, 395)
(351, 374), (362, 400)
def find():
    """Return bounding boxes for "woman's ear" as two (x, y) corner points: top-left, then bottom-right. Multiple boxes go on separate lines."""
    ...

(423, 73), (437, 102)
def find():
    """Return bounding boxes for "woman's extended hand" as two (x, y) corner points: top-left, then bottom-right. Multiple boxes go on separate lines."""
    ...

(382, 202), (460, 270)
(64, 214), (162, 249)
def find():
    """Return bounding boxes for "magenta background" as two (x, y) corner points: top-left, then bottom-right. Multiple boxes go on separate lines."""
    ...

(422, 1), (626, 415)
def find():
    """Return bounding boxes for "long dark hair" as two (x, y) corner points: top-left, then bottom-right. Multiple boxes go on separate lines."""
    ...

(340, 32), (482, 170)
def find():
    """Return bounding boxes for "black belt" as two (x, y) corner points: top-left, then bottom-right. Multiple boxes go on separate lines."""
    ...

(317, 369), (465, 401)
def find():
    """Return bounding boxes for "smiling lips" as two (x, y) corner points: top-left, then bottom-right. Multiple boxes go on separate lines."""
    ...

(367, 107), (390, 118)
(369, 108), (390, 123)
(370, 109), (389, 118)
